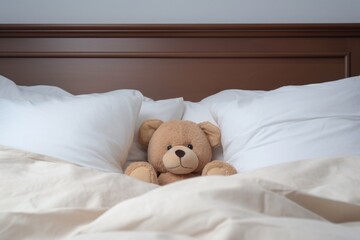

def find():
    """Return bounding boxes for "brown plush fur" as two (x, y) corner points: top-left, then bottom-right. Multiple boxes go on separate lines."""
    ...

(125, 119), (236, 185)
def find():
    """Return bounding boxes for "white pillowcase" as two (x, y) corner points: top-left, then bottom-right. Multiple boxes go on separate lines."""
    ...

(18, 85), (72, 99)
(212, 76), (360, 172)
(0, 75), (72, 101)
(183, 90), (264, 160)
(125, 97), (185, 166)
(0, 75), (186, 172)
(183, 90), (264, 124)
(0, 76), (143, 173)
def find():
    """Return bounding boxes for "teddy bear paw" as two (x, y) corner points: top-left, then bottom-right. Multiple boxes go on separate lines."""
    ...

(125, 162), (158, 184)
(202, 160), (237, 176)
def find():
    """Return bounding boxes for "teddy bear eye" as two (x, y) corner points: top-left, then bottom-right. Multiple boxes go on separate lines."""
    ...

(167, 145), (172, 150)
(187, 144), (193, 150)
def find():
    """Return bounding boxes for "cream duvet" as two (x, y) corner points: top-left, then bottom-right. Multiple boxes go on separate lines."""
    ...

(1, 146), (360, 240)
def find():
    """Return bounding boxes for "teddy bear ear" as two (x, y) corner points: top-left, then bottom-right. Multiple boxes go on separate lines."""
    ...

(198, 121), (221, 148)
(138, 119), (164, 148)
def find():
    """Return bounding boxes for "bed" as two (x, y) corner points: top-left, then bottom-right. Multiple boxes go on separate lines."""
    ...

(0, 24), (360, 239)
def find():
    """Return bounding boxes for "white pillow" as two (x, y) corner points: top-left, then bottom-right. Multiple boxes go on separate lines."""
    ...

(0, 75), (72, 101)
(1, 75), (185, 171)
(183, 90), (264, 124)
(125, 97), (185, 166)
(0, 89), (143, 173)
(183, 90), (264, 160)
(212, 76), (360, 172)
(18, 85), (72, 99)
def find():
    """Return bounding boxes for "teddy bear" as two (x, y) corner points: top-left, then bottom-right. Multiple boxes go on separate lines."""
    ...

(125, 119), (237, 185)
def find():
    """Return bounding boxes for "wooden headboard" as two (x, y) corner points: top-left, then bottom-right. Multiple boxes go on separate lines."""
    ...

(0, 24), (359, 101)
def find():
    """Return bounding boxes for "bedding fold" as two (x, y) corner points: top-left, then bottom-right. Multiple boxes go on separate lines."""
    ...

(0, 146), (359, 240)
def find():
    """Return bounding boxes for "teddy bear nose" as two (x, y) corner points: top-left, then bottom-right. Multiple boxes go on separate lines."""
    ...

(175, 149), (185, 158)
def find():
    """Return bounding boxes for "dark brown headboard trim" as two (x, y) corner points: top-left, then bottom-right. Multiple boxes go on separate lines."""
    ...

(0, 51), (349, 58)
(1, 24), (360, 38)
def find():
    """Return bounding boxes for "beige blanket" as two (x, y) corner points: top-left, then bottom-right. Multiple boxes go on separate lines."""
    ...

(1, 146), (360, 240)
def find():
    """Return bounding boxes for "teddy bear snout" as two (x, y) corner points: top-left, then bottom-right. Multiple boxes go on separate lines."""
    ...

(175, 149), (185, 158)
(162, 146), (199, 174)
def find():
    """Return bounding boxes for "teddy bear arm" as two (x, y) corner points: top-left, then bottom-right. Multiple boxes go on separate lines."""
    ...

(202, 160), (237, 176)
(125, 162), (158, 184)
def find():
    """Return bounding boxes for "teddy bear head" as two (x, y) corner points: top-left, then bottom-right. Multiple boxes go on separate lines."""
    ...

(138, 119), (221, 175)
